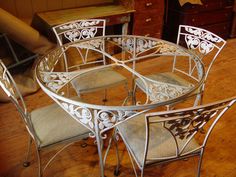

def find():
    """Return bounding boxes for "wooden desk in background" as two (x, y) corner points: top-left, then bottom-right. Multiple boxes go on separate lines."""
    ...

(32, 5), (135, 42)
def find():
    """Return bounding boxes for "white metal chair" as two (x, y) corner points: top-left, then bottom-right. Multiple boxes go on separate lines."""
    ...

(134, 25), (226, 106)
(52, 19), (127, 102)
(116, 96), (236, 177)
(0, 60), (91, 177)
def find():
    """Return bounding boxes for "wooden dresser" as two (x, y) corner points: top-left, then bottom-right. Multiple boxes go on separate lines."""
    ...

(132, 0), (165, 38)
(32, 4), (134, 42)
(163, 0), (234, 42)
(230, 0), (236, 37)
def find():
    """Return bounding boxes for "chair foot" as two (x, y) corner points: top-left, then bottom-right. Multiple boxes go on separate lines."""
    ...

(102, 99), (108, 102)
(23, 161), (30, 167)
(182, 158), (189, 161)
(199, 128), (206, 134)
(114, 168), (120, 176)
(81, 143), (88, 148)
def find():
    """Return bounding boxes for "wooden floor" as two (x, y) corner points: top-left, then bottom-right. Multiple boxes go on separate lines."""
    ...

(0, 38), (236, 177)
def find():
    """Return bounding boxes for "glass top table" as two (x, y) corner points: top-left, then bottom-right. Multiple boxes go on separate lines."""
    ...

(35, 35), (205, 177)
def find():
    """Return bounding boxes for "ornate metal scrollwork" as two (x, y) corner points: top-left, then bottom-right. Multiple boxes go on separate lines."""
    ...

(59, 20), (101, 41)
(112, 37), (188, 57)
(184, 26), (223, 43)
(71, 39), (103, 50)
(96, 110), (138, 139)
(148, 82), (193, 103)
(162, 104), (225, 140)
(185, 35), (214, 54)
(38, 48), (63, 73)
(60, 102), (94, 131)
(40, 72), (76, 92)
(96, 110), (137, 131)
(184, 26), (223, 55)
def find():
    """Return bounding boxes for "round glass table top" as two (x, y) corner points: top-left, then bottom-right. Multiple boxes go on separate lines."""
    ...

(35, 35), (205, 111)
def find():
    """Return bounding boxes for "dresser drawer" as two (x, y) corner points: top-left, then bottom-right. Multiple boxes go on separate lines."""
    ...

(169, 0), (233, 13)
(135, 0), (164, 12)
(180, 7), (233, 26)
(230, 12), (236, 37)
(203, 22), (232, 39)
(133, 10), (164, 27)
(133, 23), (163, 37)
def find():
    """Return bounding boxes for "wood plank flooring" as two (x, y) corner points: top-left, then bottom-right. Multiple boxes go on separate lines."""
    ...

(0, 38), (236, 177)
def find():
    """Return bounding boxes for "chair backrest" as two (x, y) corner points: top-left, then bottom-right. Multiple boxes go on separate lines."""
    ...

(52, 19), (106, 44)
(173, 25), (226, 83)
(0, 60), (34, 137)
(143, 96), (236, 165)
(52, 19), (106, 70)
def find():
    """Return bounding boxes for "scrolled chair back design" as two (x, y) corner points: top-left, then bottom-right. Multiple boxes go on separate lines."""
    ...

(145, 96), (236, 159)
(179, 25), (225, 55)
(53, 19), (106, 43)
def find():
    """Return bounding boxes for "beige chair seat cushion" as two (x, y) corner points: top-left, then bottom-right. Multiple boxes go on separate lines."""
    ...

(117, 114), (200, 167)
(136, 72), (194, 90)
(31, 102), (90, 148)
(71, 67), (126, 94)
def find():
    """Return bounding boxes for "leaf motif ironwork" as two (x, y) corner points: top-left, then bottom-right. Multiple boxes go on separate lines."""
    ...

(112, 37), (187, 57)
(38, 48), (63, 73)
(71, 39), (103, 50)
(184, 26), (223, 43)
(145, 81), (193, 103)
(184, 26), (223, 55)
(59, 20), (101, 41)
(61, 102), (94, 130)
(185, 35), (214, 54)
(40, 72), (72, 92)
(96, 110), (138, 132)
(162, 102), (229, 140)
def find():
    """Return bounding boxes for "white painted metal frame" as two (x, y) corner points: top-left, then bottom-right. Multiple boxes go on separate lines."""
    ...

(116, 96), (236, 177)
(52, 19), (106, 70)
(175, 25), (226, 104)
(134, 25), (226, 107)
(0, 60), (91, 177)
(35, 35), (205, 177)
(52, 19), (128, 102)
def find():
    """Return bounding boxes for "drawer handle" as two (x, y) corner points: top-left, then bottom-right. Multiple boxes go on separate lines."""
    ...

(192, 18), (195, 22)
(146, 2), (153, 7)
(146, 18), (152, 22)
(145, 34), (150, 37)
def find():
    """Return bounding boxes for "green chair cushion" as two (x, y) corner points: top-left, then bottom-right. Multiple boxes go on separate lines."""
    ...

(71, 67), (127, 94)
(117, 114), (200, 167)
(31, 102), (90, 148)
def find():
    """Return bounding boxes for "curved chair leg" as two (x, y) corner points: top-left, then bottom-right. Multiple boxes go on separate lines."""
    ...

(23, 136), (33, 167)
(102, 89), (108, 104)
(132, 83), (137, 105)
(36, 149), (42, 177)
(194, 93), (203, 106)
(81, 138), (88, 148)
(127, 150), (138, 177)
(121, 82), (131, 106)
(103, 137), (113, 166)
(103, 129), (121, 176)
(42, 143), (73, 173)
(113, 130), (121, 176)
(197, 150), (204, 177)
(140, 168), (145, 177)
